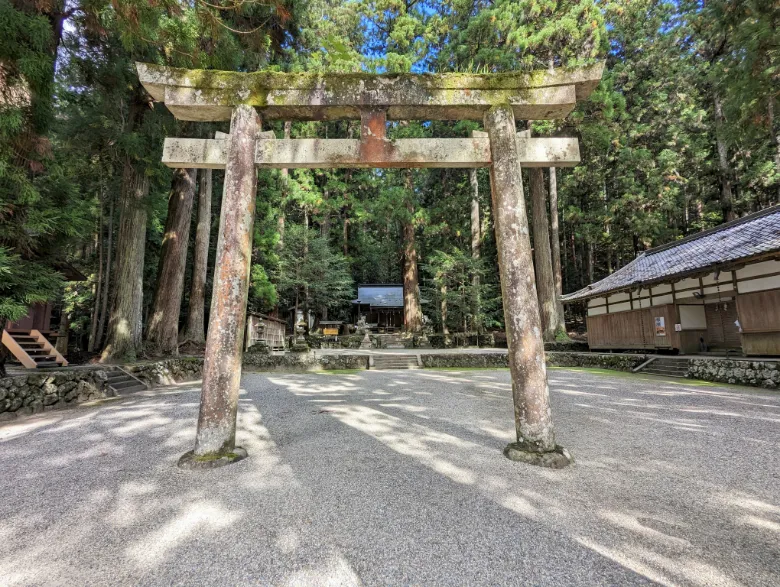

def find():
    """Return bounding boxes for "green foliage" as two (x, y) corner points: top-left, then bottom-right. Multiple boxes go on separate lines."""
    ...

(0, 248), (64, 322)
(2, 0), (778, 346)
(273, 224), (354, 319)
(421, 248), (500, 333)
(250, 265), (278, 311)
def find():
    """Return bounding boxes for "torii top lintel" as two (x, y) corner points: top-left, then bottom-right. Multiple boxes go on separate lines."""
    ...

(136, 62), (604, 123)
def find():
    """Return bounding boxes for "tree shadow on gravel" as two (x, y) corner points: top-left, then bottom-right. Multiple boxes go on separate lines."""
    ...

(265, 369), (780, 587)
(0, 370), (778, 586)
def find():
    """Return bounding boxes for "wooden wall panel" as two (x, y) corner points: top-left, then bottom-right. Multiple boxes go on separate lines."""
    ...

(737, 290), (780, 333)
(705, 302), (741, 348)
(587, 304), (679, 350)
(741, 333), (780, 356)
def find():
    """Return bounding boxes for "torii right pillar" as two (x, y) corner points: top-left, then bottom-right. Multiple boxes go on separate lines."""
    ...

(484, 104), (573, 469)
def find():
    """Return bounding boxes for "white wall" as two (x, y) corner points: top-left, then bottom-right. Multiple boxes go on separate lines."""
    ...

(651, 283), (672, 295)
(652, 294), (674, 306)
(736, 260), (780, 279)
(586, 258), (779, 317)
(679, 305), (706, 329)
(587, 297), (607, 316)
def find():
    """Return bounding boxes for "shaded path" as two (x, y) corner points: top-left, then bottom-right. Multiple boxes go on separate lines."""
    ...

(0, 369), (778, 585)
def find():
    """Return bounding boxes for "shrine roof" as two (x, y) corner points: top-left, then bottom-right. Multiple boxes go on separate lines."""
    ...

(354, 285), (404, 308)
(561, 205), (780, 302)
(136, 62), (604, 122)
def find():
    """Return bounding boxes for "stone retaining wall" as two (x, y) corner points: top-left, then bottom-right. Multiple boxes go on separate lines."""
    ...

(419, 353), (509, 369)
(4, 351), (776, 423)
(0, 368), (112, 421)
(243, 352), (368, 372)
(417, 351), (645, 372)
(546, 352), (646, 372)
(0, 358), (205, 422)
(124, 358), (203, 385)
(688, 358), (779, 388)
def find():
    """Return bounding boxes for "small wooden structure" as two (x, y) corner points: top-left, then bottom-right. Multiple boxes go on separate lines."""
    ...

(319, 321), (344, 336)
(245, 313), (286, 351)
(5, 302), (54, 334)
(2, 262), (85, 369)
(562, 206), (780, 356)
(353, 284), (404, 331)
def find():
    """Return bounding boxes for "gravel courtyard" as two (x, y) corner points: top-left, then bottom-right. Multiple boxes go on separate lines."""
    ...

(1, 367), (778, 586)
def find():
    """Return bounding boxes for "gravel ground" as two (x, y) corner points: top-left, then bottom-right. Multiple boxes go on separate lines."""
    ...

(0, 367), (778, 586)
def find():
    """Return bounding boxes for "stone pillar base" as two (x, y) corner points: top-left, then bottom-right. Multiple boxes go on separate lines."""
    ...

(503, 442), (573, 469)
(177, 446), (248, 470)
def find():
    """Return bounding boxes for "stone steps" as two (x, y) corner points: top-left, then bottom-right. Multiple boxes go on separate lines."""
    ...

(640, 358), (689, 378)
(370, 354), (420, 370)
(379, 334), (406, 349)
(107, 369), (147, 394)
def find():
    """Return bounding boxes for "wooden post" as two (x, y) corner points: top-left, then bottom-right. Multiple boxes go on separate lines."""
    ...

(484, 104), (572, 468)
(179, 105), (260, 469)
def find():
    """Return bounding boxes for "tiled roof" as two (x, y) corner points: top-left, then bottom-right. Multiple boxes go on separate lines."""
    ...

(354, 285), (404, 308)
(561, 205), (780, 302)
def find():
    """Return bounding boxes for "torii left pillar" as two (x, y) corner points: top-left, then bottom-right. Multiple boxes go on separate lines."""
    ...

(178, 105), (259, 469)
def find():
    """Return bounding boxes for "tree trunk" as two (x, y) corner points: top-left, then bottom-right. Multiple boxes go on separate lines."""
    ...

(146, 168), (197, 355)
(548, 167), (566, 333)
(548, 168), (562, 292)
(55, 309), (69, 357)
(769, 98), (780, 202)
(529, 168), (560, 342)
(403, 173), (422, 332)
(587, 241), (595, 284)
(342, 213), (349, 255)
(470, 168), (481, 332)
(713, 93), (736, 221)
(440, 283), (449, 335)
(88, 195), (104, 352)
(278, 121), (291, 248)
(303, 207), (310, 322)
(182, 168), (212, 344)
(484, 104), (560, 458)
(100, 159), (149, 362)
(95, 195), (114, 351)
(277, 213), (285, 248)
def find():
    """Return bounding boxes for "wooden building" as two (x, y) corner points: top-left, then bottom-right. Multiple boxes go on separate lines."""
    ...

(352, 284), (404, 331)
(245, 313), (287, 351)
(2, 262), (86, 369)
(561, 206), (780, 356)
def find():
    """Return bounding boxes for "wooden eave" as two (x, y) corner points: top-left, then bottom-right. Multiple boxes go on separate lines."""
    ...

(564, 251), (780, 303)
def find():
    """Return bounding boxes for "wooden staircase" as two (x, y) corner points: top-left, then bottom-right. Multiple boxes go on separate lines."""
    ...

(2, 329), (68, 369)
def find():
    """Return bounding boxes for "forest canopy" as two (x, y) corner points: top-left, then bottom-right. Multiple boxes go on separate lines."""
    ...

(0, 0), (777, 361)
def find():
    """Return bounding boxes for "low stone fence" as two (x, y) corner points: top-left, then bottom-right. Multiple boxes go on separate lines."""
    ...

(418, 351), (643, 372)
(0, 357), (205, 422)
(124, 357), (203, 386)
(419, 353), (509, 369)
(3, 351), (776, 423)
(243, 352), (368, 372)
(546, 352), (646, 372)
(0, 367), (112, 421)
(688, 358), (779, 388)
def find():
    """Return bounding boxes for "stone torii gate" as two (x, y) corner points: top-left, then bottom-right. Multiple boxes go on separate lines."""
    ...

(137, 62), (603, 470)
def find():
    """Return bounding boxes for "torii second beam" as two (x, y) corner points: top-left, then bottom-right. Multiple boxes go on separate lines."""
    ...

(161, 136), (580, 169)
